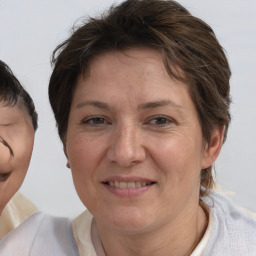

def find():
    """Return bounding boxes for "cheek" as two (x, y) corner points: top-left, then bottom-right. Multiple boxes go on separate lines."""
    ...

(150, 136), (203, 209)
(67, 136), (104, 210)
(149, 135), (203, 181)
(0, 142), (11, 165)
(9, 129), (34, 177)
(17, 136), (34, 169)
(67, 135), (106, 181)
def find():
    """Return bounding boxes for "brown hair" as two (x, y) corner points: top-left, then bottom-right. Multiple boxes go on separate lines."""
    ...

(49, 0), (231, 196)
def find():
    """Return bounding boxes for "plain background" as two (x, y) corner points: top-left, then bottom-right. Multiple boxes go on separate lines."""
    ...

(0, 0), (255, 217)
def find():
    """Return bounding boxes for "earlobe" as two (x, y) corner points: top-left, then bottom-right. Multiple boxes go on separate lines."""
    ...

(201, 126), (225, 169)
(63, 144), (70, 169)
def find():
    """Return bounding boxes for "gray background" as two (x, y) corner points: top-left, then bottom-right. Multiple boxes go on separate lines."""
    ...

(0, 0), (255, 217)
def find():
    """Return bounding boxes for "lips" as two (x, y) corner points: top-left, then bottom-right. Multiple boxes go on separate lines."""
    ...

(0, 171), (11, 182)
(102, 177), (156, 197)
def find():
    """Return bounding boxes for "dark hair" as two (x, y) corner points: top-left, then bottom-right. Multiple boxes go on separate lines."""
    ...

(0, 60), (38, 130)
(49, 0), (231, 195)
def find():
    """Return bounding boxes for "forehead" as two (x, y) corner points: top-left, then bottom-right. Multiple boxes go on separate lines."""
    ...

(87, 47), (166, 76)
(72, 48), (196, 116)
(81, 48), (190, 96)
(0, 101), (32, 128)
(84, 46), (186, 79)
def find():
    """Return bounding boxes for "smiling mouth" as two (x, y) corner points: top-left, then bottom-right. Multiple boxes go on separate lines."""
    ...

(0, 172), (11, 182)
(104, 181), (155, 188)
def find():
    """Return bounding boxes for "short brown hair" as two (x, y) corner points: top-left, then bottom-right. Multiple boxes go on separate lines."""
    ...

(49, 0), (231, 196)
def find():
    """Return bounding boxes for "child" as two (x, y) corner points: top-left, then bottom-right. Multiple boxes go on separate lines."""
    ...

(0, 60), (38, 238)
(0, 60), (78, 255)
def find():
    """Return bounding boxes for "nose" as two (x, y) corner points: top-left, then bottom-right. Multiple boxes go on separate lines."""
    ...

(106, 124), (146, 167)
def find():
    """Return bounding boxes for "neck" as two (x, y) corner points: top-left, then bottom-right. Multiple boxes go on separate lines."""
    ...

(96, 204), (208, 256)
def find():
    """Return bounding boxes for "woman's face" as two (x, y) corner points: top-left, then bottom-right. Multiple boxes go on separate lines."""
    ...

(66, 48), (221, 234)
(0, 103), (34, 213)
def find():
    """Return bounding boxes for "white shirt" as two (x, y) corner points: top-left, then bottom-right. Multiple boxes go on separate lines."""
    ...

(0, 192), (38, 239)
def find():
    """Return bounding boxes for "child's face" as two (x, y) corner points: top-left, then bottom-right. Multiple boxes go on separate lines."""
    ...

(0, 102), (34, 213)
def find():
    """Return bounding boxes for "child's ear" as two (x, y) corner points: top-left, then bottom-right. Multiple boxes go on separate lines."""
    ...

(201, 126), (225, 170)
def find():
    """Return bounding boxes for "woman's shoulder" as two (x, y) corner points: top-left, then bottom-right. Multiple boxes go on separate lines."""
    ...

(0, 212), (79, 256)
(202, 190), (256, 255)
(204, 189), (256, 222)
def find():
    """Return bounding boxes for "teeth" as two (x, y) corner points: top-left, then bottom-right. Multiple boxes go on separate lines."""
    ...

(120, 182), (127, 188)
(128, 182), (135, 188)
(107, 181), (152, 188)
(135, 181), (141, 187)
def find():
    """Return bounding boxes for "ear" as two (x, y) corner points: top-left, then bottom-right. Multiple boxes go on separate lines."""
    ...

(63, 144), (71, 169)
(201, 126), (225, 169)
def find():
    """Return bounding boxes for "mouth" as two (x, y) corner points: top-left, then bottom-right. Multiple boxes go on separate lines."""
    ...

(0, 172), (11, 182)
(103, 181), (155, 188)
(102, 178), (156, 197)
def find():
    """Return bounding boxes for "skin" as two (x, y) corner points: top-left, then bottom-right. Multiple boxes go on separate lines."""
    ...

(65, 47), (223, 256)
(0, 102), (34, 214)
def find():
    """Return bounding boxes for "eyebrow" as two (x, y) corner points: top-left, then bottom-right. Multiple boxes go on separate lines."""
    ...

(138, 100), (183, 110)
(75, 100), (110, 110)
(75, 99), (183, 111)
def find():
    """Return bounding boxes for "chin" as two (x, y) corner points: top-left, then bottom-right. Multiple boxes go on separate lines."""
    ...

(99, 206), (155, 234)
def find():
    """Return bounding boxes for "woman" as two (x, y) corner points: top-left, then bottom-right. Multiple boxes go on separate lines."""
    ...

(49, 0), (256, 255)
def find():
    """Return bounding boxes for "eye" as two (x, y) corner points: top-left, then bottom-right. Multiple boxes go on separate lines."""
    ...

(147, 116), (174, 126)
(82, 116), (110, 126)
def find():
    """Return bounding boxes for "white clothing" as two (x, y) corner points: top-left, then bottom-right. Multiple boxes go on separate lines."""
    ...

(201, 191), (256, 255)
(73, 211), (95, 256)
(0, 212), (79, 256)
(0, 192), (38, 239)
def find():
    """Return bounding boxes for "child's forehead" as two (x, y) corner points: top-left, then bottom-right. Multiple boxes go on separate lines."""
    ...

(0, 97), (25, 110)
(0, 103), (27, 124)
